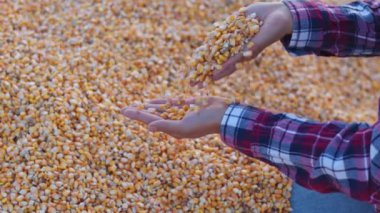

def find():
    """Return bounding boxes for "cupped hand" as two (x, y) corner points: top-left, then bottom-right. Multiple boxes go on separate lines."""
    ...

(121, 97), (229, 139)
(211, 2), (293, 82)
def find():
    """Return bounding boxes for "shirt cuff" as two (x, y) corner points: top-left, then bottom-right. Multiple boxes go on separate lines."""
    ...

(280, 0), (325, 56)
(220, 104), (265, 149)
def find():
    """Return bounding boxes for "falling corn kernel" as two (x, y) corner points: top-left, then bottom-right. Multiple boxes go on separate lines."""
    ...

(189, 8), (261, 85)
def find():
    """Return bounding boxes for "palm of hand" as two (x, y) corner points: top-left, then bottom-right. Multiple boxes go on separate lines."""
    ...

(121, 97), (228, 139)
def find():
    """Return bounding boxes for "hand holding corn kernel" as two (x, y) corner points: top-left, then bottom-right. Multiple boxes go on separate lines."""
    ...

(189, 2), (293, 86)
(121, 97), (233, 139)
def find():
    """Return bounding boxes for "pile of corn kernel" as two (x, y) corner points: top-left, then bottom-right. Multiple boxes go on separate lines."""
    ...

(189, 7), (260, 84)
(1, 0), (379, 212)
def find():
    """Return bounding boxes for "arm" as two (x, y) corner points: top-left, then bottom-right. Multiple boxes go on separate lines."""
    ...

(281, 0), (380, 57)
(220, 103), (380, 204)
(211, 1), (380, 84)
(121, 97), (380, 203)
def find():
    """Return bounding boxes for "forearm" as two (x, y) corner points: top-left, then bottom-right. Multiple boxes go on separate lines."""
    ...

(281, 0), (380, 57)
(220, 103), (380, 204)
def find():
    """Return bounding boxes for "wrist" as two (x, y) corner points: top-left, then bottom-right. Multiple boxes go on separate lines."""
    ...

(279, 3), (293, 36)
(210, 105), (228, 134)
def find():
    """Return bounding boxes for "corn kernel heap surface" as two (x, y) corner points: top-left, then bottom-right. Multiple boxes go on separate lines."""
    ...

(189, 8), (260, 84)
(1, 0), (380, 212)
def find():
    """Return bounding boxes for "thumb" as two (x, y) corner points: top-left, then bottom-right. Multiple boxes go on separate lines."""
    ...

(148, 120), (184, 137)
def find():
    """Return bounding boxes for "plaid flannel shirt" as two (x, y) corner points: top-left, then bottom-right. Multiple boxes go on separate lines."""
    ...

(282, 0), (380, 56)
(220, 0), (380, 208)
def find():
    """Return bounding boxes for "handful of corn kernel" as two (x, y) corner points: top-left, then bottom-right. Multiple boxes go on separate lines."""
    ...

(189, 7), (261, 84)
(137, 97), (239, 120)
(137, 99), (191, 120)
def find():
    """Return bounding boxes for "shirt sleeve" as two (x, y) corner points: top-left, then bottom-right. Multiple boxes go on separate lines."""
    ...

(220, 103), (380, 205)
(280, 0), (380, 57)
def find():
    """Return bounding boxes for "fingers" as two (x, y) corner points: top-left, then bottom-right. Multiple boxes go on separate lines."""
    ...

(149, 98), (194, 106)
(129, 103), (163, 109)
(121, 107), (162, 124)
(246, 7), (292, 57)
(189, 80), (197, 87)
(184, 96), (228, 108)
(121, 107), (188, 138)
(125, 103), (167, 113)
(149, 98), (180, 105)
(189, 80), (205, 89)
(212, 53), (243, 81)
(196, 82), (205, 89)
(148, 99), (167, 104)
(207, 96), (229, 105)
(143, 104), (165, 112)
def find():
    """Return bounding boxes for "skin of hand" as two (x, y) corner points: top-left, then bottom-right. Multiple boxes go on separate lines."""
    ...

(210, 2), (293, 83)
(121, 97), (229, 139)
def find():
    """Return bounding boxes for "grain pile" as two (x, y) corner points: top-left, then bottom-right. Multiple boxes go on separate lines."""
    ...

(0, 0), (379, 212)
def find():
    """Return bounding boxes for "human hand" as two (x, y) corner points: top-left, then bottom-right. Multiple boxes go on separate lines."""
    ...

(212, 2), (293, 82)
(121, 97), (229, 139)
